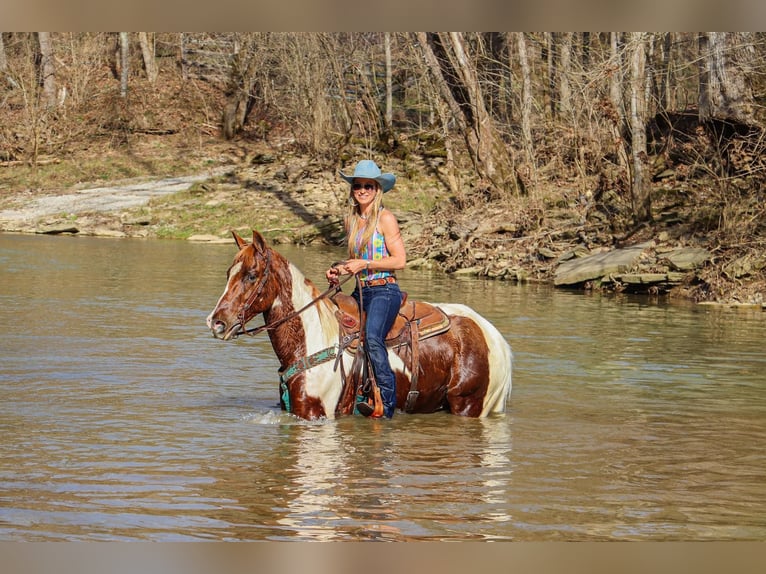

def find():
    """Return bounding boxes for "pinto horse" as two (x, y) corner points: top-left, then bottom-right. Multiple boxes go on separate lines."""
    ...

(206, 230), (512, 420)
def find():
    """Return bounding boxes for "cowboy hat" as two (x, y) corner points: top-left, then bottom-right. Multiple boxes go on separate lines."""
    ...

(339, 159), (396, 193)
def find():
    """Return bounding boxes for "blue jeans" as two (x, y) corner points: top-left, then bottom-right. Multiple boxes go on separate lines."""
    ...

(353, 282), (402, 418)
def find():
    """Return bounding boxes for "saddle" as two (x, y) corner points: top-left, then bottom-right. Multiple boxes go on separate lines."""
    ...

(330, 290), (451, 415)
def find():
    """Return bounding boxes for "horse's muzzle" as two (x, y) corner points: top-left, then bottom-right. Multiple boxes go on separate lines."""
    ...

(209, 318), (241, 340)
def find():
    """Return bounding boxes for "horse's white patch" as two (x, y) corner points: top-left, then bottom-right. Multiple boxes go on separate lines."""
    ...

(228, 261), (243, 282)
(288, 264), (344, 418)
(206, 261), (245, 327)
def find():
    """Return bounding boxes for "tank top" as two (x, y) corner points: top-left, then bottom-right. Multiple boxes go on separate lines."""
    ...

(351, 211), (395, 283)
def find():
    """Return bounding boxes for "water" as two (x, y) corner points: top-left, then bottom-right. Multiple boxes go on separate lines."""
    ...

(1, 233), (765, 541)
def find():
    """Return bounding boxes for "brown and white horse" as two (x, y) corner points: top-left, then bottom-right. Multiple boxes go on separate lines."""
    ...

(206, 230), (512, 420)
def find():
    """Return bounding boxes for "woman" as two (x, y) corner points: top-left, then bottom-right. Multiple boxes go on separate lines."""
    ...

(326, 159), (406, 418)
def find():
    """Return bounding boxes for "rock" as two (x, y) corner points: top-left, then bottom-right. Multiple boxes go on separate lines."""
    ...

(554, 242), (650, 286)
(616, 273), (668, 285)
(124, 215), (152, 226)
(36, 224), (79, 235)
(407, 257), (435, 269)
(187, 234), (225, 242)
(452, 266), (482, 276)
(723, 254), (766, 279)
(663, 248), (712, 271)
(88, 228), (126, 238)
(666, 272), (687, 283)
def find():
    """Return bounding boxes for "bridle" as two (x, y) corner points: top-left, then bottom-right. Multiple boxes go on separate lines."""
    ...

(233, 251), (354, 338)
(235, 247), (272, 333)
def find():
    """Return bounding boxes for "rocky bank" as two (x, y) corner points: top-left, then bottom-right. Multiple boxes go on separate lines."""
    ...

(1, 151), (764, 310)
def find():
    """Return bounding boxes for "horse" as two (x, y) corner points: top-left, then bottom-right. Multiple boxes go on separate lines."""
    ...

(206, 230), (512, 420)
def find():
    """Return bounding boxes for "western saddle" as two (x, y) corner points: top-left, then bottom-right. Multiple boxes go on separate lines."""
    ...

(330, 290), (451, 415)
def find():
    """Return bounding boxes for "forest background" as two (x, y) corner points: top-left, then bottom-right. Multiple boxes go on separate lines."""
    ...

(1, 32), (765, 305)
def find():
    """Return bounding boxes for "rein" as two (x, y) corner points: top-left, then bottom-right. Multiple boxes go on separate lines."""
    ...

(241, 268), (354, 338)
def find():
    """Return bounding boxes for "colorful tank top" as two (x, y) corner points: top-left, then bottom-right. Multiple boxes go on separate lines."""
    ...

(351, 212), (395, 283)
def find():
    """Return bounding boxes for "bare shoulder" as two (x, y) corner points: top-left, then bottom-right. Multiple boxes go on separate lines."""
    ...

(378, 208), (401, 229)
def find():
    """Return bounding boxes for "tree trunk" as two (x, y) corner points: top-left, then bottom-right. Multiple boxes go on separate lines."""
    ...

(514, 32), (534, 165)
(609, 33), (624, 127)
(0, 33), (7, 73)
(221, 33), (264, 140)
(119, 32), (129, 98)
(657, 32), (672, 112)
(558, 32), (573, 118)
(609, 32), (629, 169)
(384, 32), (393, 133)
(138, 32), (158, 83)
(546, 32), (557, 118)
(698, 32), (755, 124)
(628, 32), (651, 223)
(37, 32), (58, 108)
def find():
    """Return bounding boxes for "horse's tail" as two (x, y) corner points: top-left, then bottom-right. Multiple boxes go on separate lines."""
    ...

(437, 303), (513, 416)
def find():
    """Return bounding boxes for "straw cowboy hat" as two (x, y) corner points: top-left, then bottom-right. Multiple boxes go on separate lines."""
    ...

(339, 160), (396, 193)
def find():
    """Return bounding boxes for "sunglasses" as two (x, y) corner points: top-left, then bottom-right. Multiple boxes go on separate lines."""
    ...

(352, 183), (377, 192)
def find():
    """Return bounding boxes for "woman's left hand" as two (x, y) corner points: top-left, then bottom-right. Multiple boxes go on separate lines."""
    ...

(341, 259), (369, 275)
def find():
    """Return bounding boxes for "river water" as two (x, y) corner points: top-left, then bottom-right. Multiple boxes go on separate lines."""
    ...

(1, 233), (764, 541)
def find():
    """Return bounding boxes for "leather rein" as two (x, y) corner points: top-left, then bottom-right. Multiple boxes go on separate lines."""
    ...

(237, 254), (354, 338)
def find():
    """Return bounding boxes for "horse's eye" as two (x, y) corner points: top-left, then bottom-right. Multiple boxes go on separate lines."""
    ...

(245, 272), (257, 283)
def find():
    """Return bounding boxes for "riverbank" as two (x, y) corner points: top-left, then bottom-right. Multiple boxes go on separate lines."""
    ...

(1, 137), (764, 308)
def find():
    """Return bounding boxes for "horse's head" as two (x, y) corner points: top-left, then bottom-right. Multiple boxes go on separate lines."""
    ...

(206, 230), (276, 340)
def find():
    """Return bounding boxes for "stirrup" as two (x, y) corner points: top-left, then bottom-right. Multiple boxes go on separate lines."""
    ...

(356, 401), (374, 417)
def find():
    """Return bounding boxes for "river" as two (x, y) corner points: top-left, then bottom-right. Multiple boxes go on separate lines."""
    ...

(1, 233), (765, 541)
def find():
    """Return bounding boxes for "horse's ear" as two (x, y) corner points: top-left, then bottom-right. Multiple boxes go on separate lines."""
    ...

(232, 231), (248, 249)
(251, 230), (268, 254)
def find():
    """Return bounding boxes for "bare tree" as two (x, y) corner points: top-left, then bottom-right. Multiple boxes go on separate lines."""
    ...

(609, 33), (625, 126)
(222, 33), (267, 140)
(514, 32), (534, 166)
(0, 33), (7, 74)
(119, 32), (129, 98)
(36, 32), (57, 108)
(138, 32), (158, 83)
(384, 32), (393, 134)
(628, 32), (651, 222)
(558, 32), (573, 119)
(698, 32), (756, 124)
(416, 32), (517, 194)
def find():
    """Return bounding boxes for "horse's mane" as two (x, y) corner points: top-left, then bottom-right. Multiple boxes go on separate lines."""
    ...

(280, 255), (340, 342)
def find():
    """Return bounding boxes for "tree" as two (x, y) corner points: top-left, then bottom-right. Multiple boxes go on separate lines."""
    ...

(698, 32), (756, 124)
(384, 32), (393, 134)
(119, 32), (129, 98)
(36, 32), (57, 108)
(416, 32), (517, 194)
(514, 32), (535, 167)
(628, 32), (651, 223)
(222, 33), (260, 140)
(138, 32), (158, 84)
(0, 33), (7, 74)
(558, 32), (573, 119)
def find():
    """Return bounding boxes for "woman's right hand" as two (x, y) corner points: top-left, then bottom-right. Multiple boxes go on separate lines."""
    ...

(326, 262), (343, 284)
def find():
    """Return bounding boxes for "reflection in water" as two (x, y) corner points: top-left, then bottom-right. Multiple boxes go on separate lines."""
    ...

(276, 422), (352, 541)
(1, 234), (765, 541)
(477, 417), (514, 525)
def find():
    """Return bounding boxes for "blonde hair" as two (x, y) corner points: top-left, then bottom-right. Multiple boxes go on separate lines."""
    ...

(345, 183), (383, 258)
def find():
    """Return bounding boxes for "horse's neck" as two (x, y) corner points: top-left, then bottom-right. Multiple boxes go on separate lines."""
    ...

(264, 260), (338, 367)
